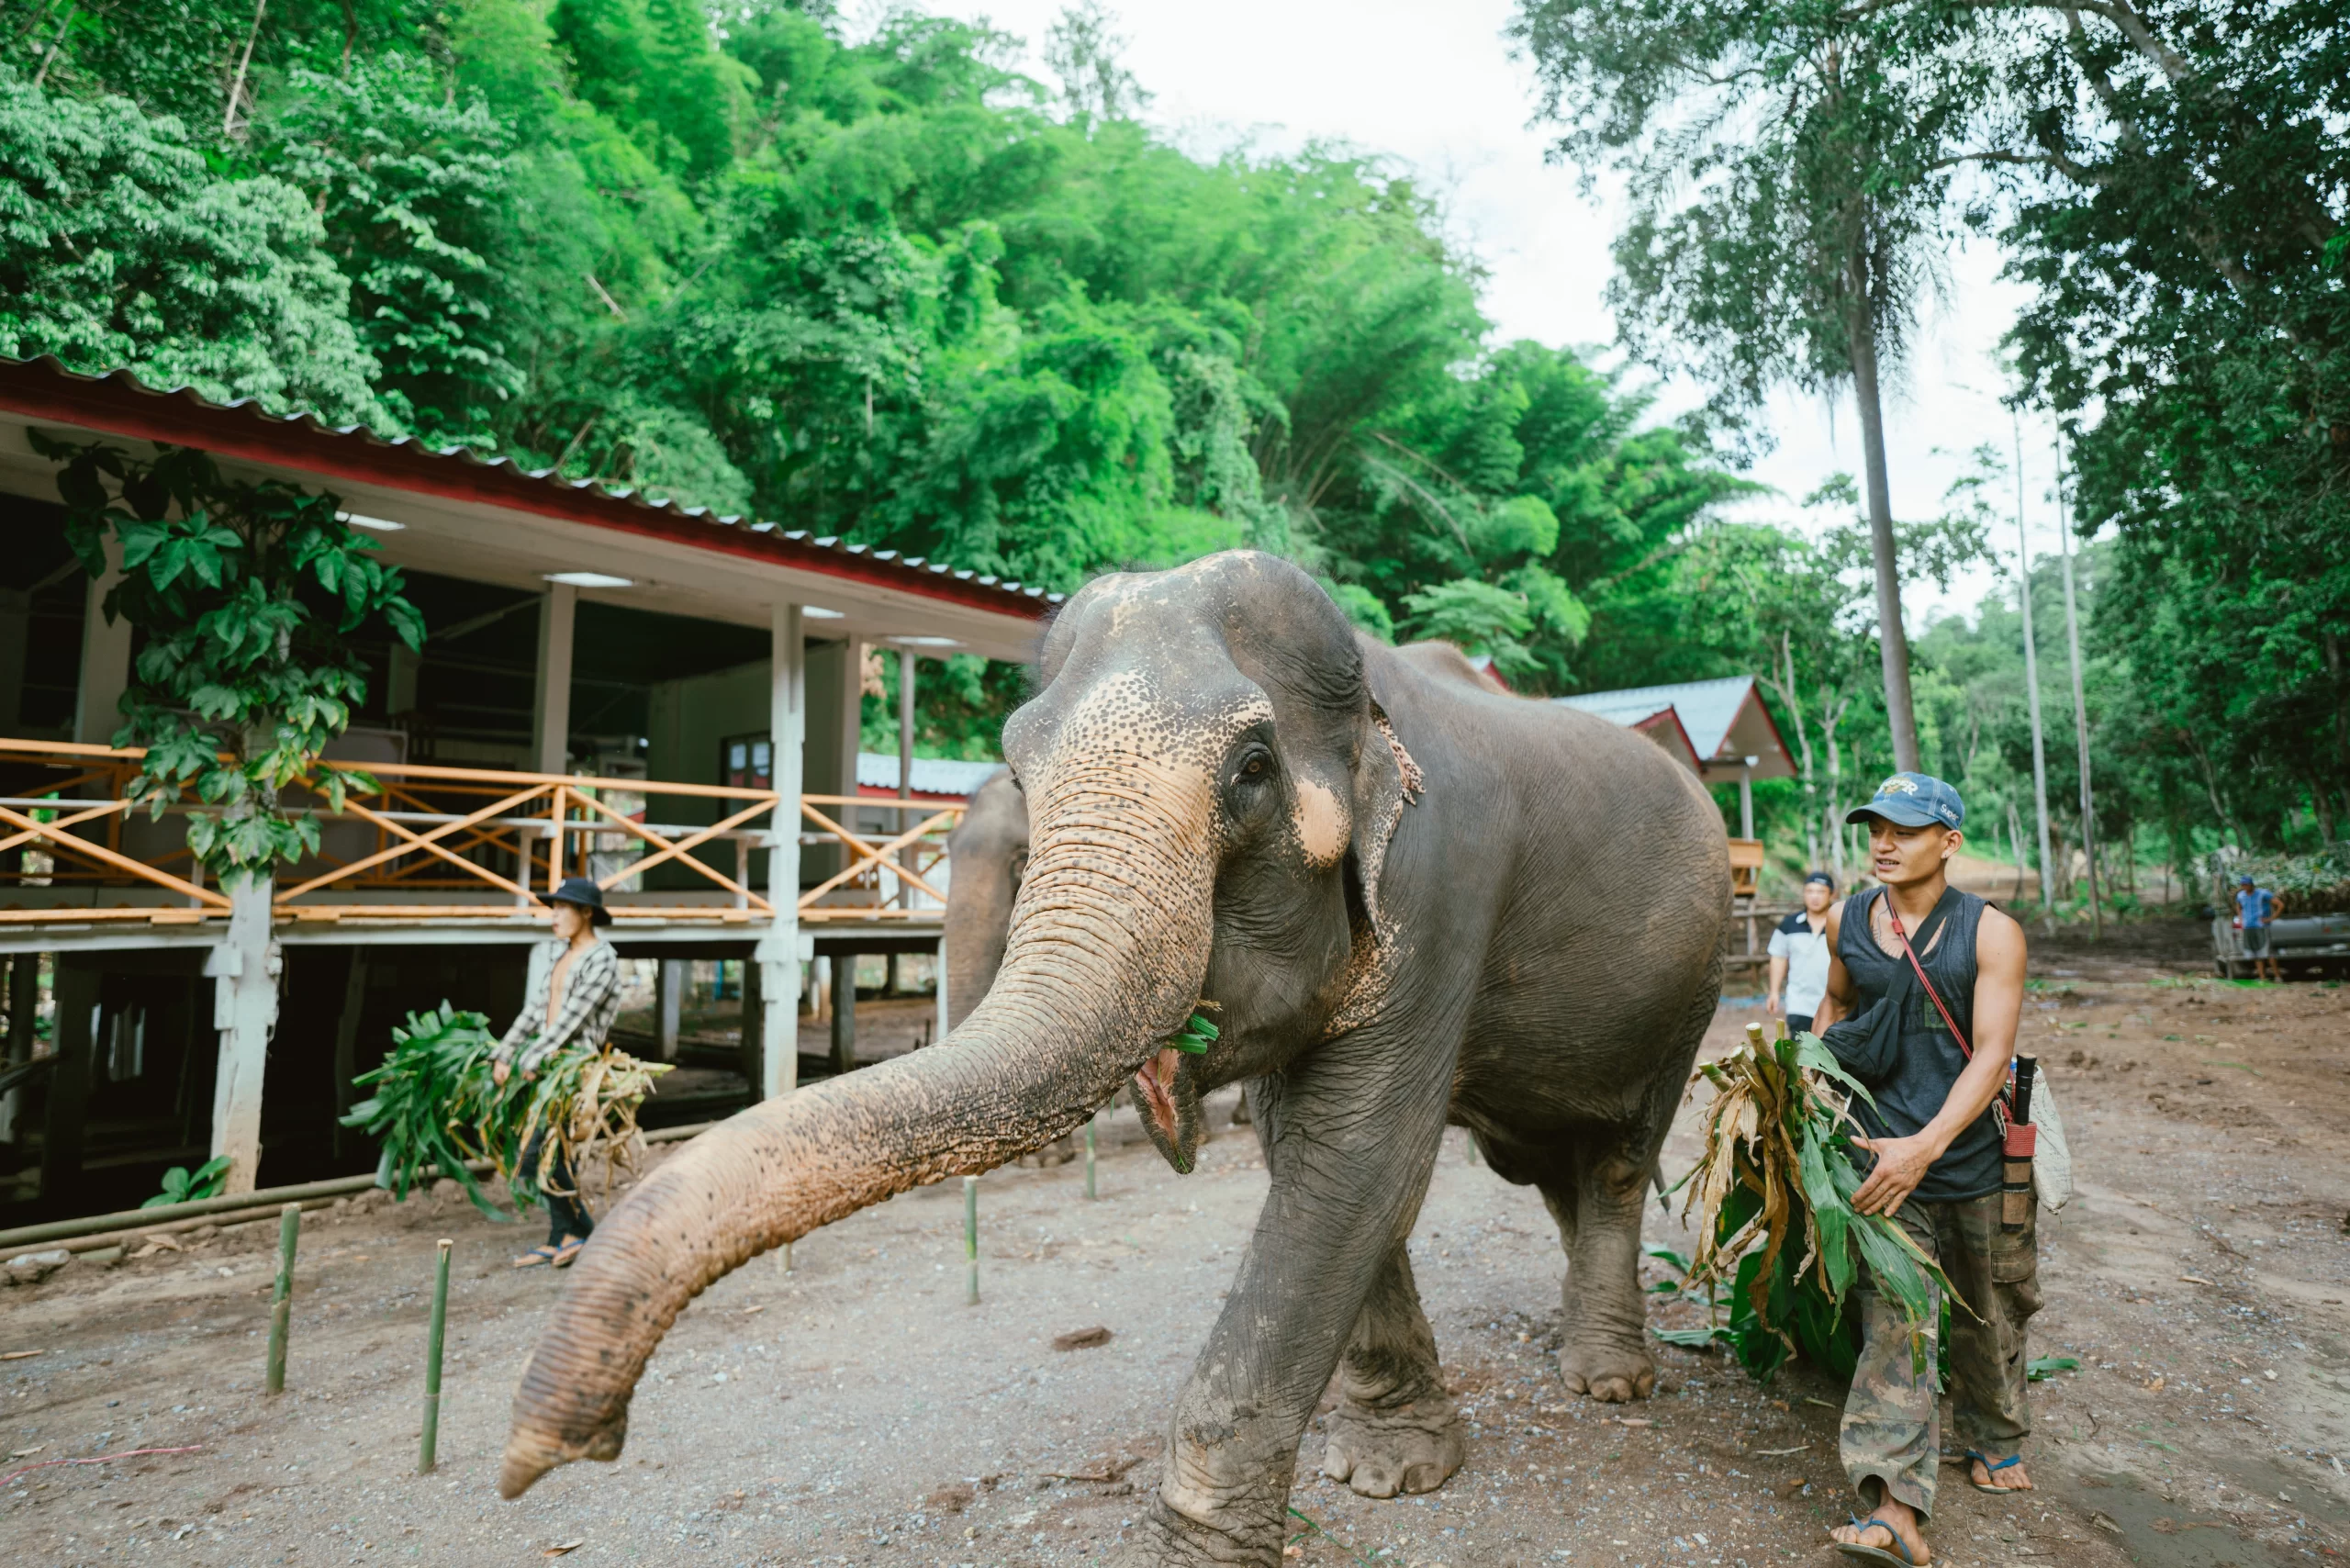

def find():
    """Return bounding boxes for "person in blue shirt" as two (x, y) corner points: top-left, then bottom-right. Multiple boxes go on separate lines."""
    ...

(2235, 875), (2281, 981)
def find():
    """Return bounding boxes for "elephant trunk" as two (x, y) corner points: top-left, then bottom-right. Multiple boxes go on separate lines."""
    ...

(498, 758), (1214, 1498)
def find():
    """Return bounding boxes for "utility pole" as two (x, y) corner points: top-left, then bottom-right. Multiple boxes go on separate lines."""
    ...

(2013, 409), (2055, 916)
(2054, 434), (2101, 939)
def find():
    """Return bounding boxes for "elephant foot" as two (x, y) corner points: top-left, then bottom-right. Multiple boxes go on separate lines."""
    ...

(1107, 1497), (1286, 1566)
(1559, 1338), (1656, 1403)
(1320, 1396), (1464, 1498)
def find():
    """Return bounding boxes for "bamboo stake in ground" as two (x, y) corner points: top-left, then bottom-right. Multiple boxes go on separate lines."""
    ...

(264, 1204), (299, 1394)
(420, 1238), (451, 1474)
(963, 1175), (979, 1306)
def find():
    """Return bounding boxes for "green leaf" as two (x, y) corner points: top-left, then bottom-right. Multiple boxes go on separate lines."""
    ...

(2027, 1356), (2079, 1382)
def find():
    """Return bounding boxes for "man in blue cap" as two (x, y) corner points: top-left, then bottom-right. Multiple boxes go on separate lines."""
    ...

(2234, 875), (2281, 982)
(1810, 774), (2034, 1565)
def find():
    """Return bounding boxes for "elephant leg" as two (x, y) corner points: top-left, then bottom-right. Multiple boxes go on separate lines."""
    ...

(1124, 1027), (1453, 1566)
(1540, 1136), (1658, 1403)
(1319, 1240), (1464, 1498)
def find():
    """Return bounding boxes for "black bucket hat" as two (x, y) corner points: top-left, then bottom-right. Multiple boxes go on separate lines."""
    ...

(549, 876), (613, 926)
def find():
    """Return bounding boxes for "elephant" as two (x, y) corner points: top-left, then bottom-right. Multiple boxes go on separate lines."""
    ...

(941, 767), (1079, 1163)
(941, 765), (1025, 1033)
(498, 551), (1729, 1565)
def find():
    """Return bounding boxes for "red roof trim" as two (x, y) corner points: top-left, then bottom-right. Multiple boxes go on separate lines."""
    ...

(0, 357), (1058, 622)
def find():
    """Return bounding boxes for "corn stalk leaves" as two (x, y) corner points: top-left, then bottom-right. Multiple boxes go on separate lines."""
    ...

(341, 1002), (670, 1221)
(1670, 1025), (1966, 1383)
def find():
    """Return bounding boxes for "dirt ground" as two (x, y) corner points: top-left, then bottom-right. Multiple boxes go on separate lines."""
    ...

(2, 917), (2345, 1568)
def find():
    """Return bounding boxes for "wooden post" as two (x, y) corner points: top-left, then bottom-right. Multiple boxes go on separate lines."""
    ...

(532, 584), (576, 776)
(963, 1175), (979, 1306)
(73, 542), (130, 745)
(207, 876), (279, 1196)
(330, 949), (369, 1160)
(0, 952), (35, 1147)
(655, 958), (684, 1061)
(39, 961), (95, 1209)
(419, 1238), (451, 1473)
(757, 604), (806, 1101)
(265, 1203), (299, 1393)
(830, 951), (856, 1077)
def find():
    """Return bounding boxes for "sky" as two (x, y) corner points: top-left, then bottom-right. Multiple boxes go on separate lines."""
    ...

(910, 0), (2087, 627)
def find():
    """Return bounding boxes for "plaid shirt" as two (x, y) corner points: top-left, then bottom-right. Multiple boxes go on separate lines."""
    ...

(496, 937), (621, 1076)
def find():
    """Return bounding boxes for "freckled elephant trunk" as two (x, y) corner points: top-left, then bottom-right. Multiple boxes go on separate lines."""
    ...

(498, 766), (1214, 1498)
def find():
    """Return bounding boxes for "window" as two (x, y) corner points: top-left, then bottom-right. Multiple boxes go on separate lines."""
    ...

(722, 733), (772, 790)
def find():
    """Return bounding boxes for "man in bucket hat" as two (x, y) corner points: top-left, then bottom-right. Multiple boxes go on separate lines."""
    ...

(1812, 775), (2035, 1564)
(493, 877), (621, 1269)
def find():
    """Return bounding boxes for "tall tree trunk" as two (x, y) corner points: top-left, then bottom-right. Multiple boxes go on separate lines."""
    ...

(1847, 300), (1919, 772)
(224, 0), (267, 138)
(1765, 629), (1820, 868)
(2327, 632), (2349, 838)
(1821, 693), (1848, 886)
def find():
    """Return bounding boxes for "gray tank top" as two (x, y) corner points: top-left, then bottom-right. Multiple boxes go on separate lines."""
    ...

(1836, 887), (2002, 1204)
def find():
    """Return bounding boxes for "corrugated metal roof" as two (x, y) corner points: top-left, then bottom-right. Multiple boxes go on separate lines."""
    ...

(1556, 676), (1760, 761)
(856, 753), (1003, 798)
(0, 355), (1063, 620)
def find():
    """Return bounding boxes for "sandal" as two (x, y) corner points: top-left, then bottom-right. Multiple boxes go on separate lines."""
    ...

(1834, 1514), (1919, 1565)
(511, 1244), (562, 1269)
(550, 1235), (588, 1269)
(1965, 1450), (2027, 1494)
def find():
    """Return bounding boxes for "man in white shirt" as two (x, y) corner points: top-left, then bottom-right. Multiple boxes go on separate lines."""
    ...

(1765, 871), (1835, 1034)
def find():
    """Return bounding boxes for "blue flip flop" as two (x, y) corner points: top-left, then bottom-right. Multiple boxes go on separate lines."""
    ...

(1834, 1514), (1918, 1565)
(1966, 1449), (2026, 1495)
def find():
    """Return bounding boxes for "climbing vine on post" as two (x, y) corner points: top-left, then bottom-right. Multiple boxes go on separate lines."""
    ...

(34, 432), (425, 885)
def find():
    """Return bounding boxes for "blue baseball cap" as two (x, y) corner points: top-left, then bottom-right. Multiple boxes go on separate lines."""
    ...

(1846, 772), (1964, 830)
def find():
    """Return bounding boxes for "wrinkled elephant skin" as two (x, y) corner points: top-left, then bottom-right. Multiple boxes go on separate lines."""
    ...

(498, 553), (1729, 1568)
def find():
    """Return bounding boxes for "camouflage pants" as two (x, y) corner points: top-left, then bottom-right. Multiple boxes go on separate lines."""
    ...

(1840, 1191), (2042, 1518)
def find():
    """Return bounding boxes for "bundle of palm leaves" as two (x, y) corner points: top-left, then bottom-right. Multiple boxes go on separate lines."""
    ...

(341, 1002), (670, 1220)
(500, 1039), (670, 1209)
(1665, 1022), (1964, 1382)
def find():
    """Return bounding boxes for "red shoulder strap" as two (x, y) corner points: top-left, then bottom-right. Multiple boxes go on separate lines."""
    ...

(1886, 899), (2015, 1117)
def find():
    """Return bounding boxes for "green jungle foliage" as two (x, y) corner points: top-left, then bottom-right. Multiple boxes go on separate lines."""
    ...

(1515, 0), (2350, 894)
(36, 432), (423, 885)
(6, 0), (2341, 900)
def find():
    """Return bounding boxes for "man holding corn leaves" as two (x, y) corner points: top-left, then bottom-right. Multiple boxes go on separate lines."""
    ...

(1812, 774), (2034, 1565)
(494, 877), (623, 1270)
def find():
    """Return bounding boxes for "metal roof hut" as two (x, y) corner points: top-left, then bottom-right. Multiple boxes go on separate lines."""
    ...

(0, 355), (1053, 1217)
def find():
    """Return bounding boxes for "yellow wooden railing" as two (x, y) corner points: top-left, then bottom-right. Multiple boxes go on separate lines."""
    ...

(0, 739), (962, 928)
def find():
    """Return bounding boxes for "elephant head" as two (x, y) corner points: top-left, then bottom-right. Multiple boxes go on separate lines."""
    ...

(498, 552), (1417, 1496)
(941, 767), (1025, 1029)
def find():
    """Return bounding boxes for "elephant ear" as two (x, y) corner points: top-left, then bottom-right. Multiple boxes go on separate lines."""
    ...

(1346, 697), (1423, 939)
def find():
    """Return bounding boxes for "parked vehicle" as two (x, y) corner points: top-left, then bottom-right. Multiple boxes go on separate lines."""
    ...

(2212, 912), (2350, 978)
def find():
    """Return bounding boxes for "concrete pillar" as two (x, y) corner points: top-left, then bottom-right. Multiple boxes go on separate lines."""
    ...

(330, 948), (370, 1160)
(738, 958), (762, 1093)
(655, 958), (684, 1061)
(73, 546), (132, 745)
(1739, 758), (1757, 840)
(532, 585), (577, 776)
(207, 876), (281, 1195)
(386, 641), (421, 716)
(755, 604), (806, 1100)
(935, 936), (949, 1044)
